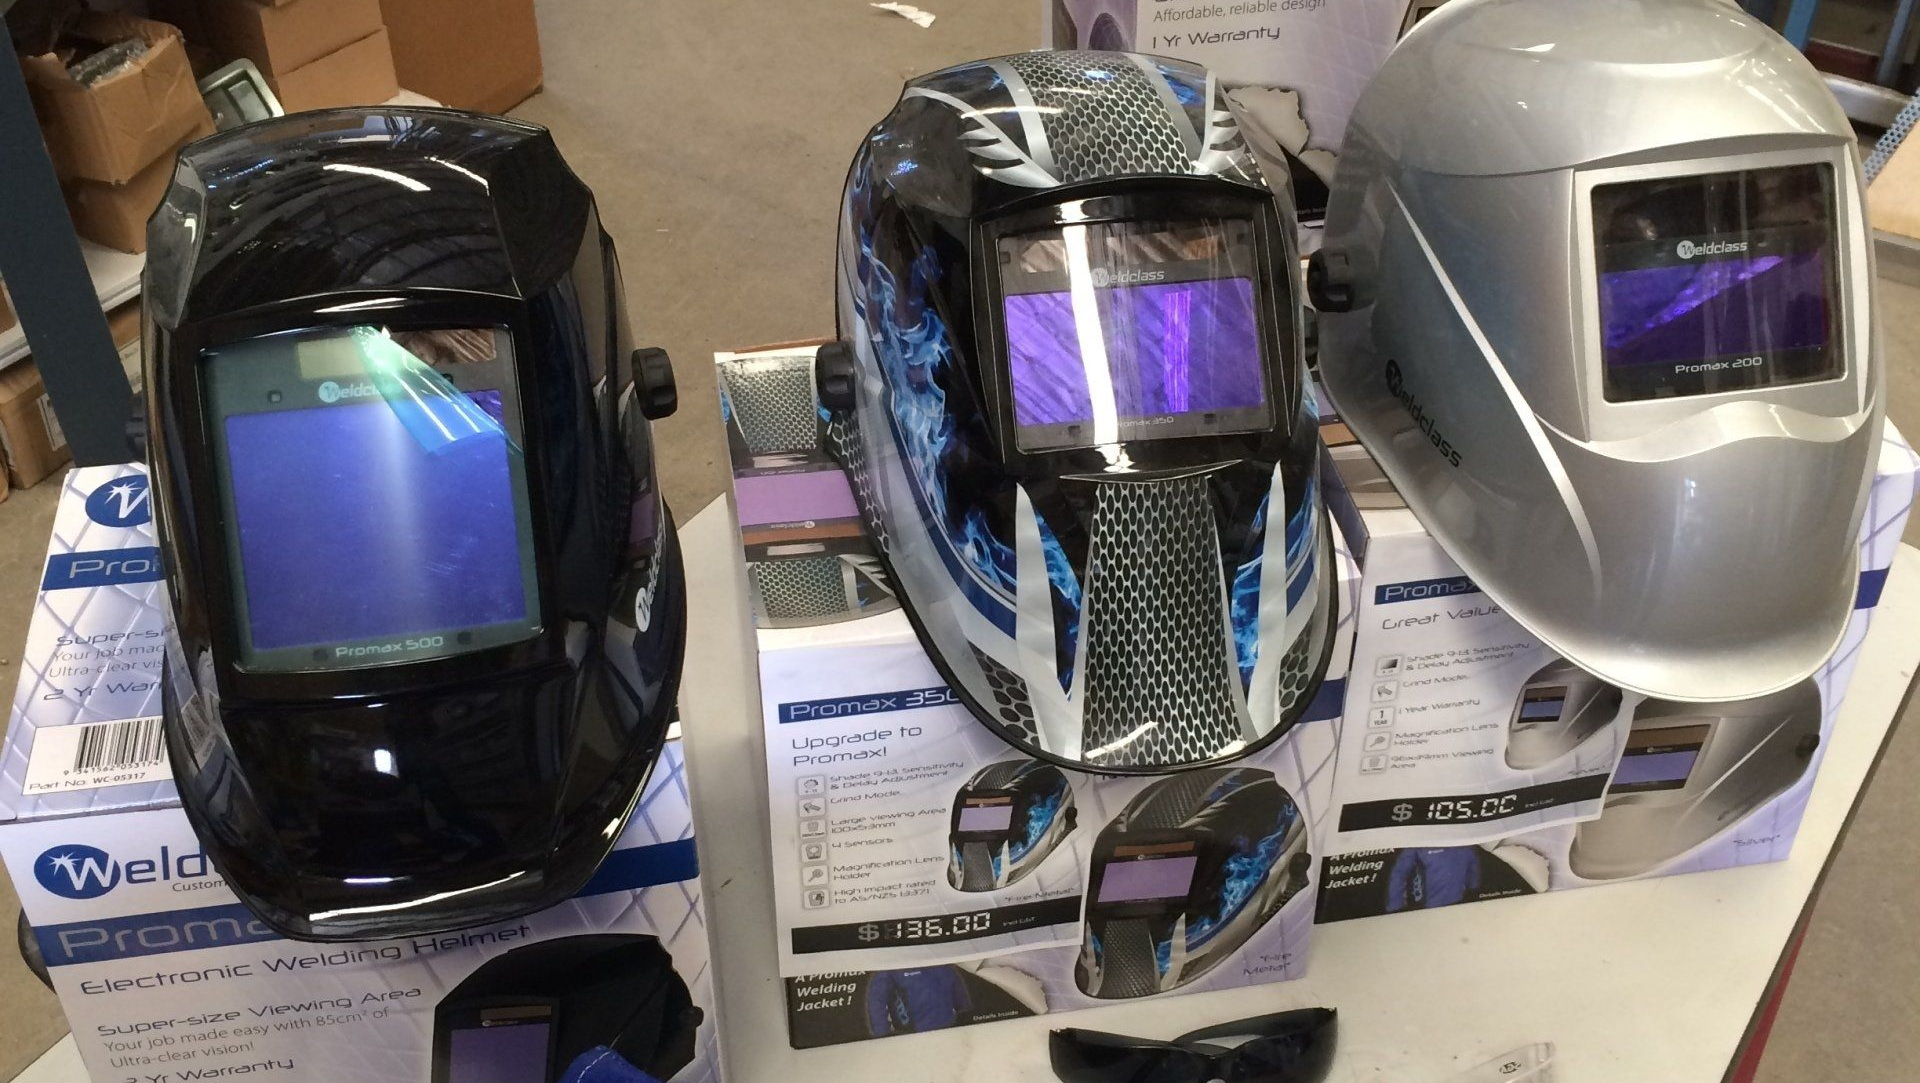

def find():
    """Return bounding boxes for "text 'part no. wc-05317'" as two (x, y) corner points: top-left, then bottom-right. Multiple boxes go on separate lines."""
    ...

(140, 108), (687, 941)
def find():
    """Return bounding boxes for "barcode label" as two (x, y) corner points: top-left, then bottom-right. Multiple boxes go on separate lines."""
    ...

(23, 717), (171, 796)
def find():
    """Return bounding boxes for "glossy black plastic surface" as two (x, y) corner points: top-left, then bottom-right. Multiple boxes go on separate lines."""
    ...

(144, 109), (685, 940)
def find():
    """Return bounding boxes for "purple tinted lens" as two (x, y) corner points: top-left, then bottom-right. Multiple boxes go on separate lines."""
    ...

(1005, 279), (1263, 427)
(224, 394), (528, 651)
(958, 805), (1013, 833)
(448, 1023), (549, 1083)
(1097, 855), (1198, 903)
(1601, 252), (1827, 369)
(1614, 750), (1698, 787)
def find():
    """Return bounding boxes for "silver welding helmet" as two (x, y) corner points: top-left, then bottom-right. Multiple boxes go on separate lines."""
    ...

(1310, 0), (1883, 703)
(1571, 678), (1820, 880)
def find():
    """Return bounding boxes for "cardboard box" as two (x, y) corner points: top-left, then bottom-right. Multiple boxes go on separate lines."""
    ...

(381, 0), (543, 114)
(713, 345), (1358, 1046)
(64, 116), (215, 255)
(0, 467), (724, 1083)
(0, 360), (72, 490)
(200, 0), (385, 77)
(19, 13), (214, 184)
(1310, 409), (1918, 922)
(265, 27), (399, 114)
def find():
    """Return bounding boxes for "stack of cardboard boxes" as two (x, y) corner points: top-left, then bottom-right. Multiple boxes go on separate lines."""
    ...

(197, 0), (398, 113)
(18, 11), (215, 254)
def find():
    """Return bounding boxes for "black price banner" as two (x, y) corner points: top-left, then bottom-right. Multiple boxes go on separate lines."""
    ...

(1338, 775), (1611, 831)
(790, 896), (1082, 954)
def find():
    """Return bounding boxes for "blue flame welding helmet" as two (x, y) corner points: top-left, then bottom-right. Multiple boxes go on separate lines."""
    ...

(142, 108), (685, 941)
(1077, 767), (1310, 998)
(822, 50), (1335, 774)
(949, 759), (1078, 891)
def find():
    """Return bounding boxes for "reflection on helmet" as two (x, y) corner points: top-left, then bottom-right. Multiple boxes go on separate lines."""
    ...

(145, 109), (686, 940)
(948, 759), (1079, 891)
(1571, 679), (1821, 881)
(1311, 0), (1882, 703)
(1077, 768), (1310, 999)
(828, 51), (1336, 773)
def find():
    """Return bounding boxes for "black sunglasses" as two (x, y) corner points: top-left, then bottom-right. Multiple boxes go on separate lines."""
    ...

(1051, 1007), (1337, 1083)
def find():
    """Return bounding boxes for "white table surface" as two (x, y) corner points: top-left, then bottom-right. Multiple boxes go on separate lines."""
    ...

(15, 501), (1920, 1083)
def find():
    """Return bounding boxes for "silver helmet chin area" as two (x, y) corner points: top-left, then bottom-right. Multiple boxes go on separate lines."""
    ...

(1311, 0), (1882, 702)
(1571, 679), (1820, 880)
(948, 760), (1078, 892)
(1505, 657), (1624, 770)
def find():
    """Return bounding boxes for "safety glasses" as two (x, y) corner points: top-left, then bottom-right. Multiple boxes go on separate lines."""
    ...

(1050, 1007), (1337, 1083)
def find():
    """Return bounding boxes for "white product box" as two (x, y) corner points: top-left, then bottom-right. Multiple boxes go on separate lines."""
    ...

(716, 347), (1358, 1048)
(0, 466), (723, 1083)
(1042, 0), (1439, 225)
(1312, 422), (1918, 922)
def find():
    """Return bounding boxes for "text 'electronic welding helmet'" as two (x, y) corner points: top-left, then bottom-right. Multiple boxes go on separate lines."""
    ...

(1077, 768), (1309, 999)
(823, 51), (1335, 773)
(433, 935), (703, 1083)
(142, 109), (686, 940)
(1309, 0), (1882, 703)
(949, 759), (1078, 891)
(1570, 679), (1820, 881)
(1505, 657), (1624, 770)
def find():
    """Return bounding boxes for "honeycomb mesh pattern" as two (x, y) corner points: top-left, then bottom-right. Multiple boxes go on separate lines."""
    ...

(1090, 917), (1163, 999)
(721, 359), (820, 455)
(1080, 477), (1241, 769)
(750, 557), (850, 621)
(959, 842), (996, 890)
(971, 647), (1039, 746)
(826, 414), (889, 551)
(1004, 51), (1189, 182)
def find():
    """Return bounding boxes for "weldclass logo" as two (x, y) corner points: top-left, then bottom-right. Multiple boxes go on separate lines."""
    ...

(1089, 267), (1166, 288)
(84, 476), (151, 527)
(317, 380), (379, 404)
(34, 845), (120, 899)
(32, 842), (214, 900)
(1384, 359), (1462, 467)
(1675, 238), (1748, 260)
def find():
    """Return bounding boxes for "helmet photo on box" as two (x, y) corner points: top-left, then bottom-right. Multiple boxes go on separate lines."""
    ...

(142, 109), (686, 941)
(1505, 657), (1624, 770)
(433, 935), (703, 1083)
(823, 51), (1336, 773)
(1570, 679), (1820, 881)
(948, 759), (1079, 892)
(717, 352), (901, 628)
(1309, 0), (1883, 703)
(1076, 767), (1310, 999)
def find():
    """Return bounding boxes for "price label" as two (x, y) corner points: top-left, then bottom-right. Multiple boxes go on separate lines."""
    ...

(1339, 775), (1610, 832)
(791, 896), (1081, 954)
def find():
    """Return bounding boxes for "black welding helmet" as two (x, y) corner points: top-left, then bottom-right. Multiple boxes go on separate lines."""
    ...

(824, 51), (1335, 774)
(142, 109), (686, 940)
(432, 935), (703, 1083)
(1076, 767), (1310, 999)
(948, 759), (1078, 892)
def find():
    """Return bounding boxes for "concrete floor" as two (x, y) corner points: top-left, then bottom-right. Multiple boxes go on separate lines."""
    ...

(1, 0), (1917, 1078)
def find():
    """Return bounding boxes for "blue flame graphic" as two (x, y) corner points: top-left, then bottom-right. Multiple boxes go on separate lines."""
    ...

(1230, 493), (1270, 685)
(1186, 814), (1297, 950)
(1009, 781), (1066, 862)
